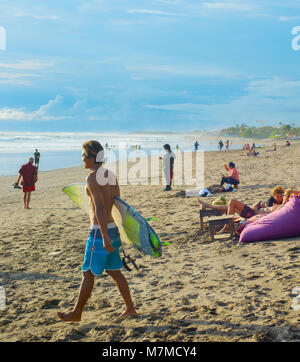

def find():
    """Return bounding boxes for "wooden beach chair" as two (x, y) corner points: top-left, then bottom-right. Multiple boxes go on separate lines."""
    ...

(207, 215), (234, 242)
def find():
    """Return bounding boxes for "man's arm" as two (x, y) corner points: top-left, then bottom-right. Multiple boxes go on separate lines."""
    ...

(86, 175), (115, 253)
(16, 174), (22, 185)
(115, 179), (120, 197)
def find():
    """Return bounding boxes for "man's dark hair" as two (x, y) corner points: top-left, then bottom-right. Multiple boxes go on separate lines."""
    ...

(82, 140), (104, 164)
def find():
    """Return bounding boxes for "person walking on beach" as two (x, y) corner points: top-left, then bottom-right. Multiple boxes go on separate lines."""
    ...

(218, 140), (224, 151)
(34, 149), (40, 169)
(57, 140), (137, 322)
(15, 157), (38, 209)
(225, 140), (229, 151)
(159, 144), (175, 191)
(194, 141), (199, 152)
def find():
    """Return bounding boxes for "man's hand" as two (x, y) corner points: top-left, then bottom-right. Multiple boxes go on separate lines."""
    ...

(103, 237), (115, 253)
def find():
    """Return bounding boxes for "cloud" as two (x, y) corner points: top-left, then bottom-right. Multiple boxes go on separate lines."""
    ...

(279, 16), (300, 21)
(0, 60), (54, 70)
(78, 0), (109, 12)
(202, 2), (255, 12)
(143, 77), (300, 125)
(127, 9), (185, 16)
(125, 63), (242, 79)
(0, 71), (39, 86)
(0, 95), (68, 122)
(12, 12), (60, 20)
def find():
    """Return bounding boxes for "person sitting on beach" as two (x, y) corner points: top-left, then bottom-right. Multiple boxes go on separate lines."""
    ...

(57, 140), (137, 322)
(282, 189), (300, 205)
(252, 185), (285, 210)
(220, 162), (239, 190)
(266, 143), (277, 152)
(15, 157), (38, 209)
(247, 146), (259, 157)
(283, 140), (291, 147)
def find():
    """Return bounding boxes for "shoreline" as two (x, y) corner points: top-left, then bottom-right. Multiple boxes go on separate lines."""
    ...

(0, 136), (290, 178)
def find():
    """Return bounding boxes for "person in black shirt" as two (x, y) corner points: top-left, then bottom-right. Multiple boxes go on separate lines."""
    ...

(34, 149), (40, 169)
(253, 185), (285, 210)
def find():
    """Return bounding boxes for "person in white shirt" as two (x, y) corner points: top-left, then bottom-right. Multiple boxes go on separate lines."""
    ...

(160, 144), (176, 191)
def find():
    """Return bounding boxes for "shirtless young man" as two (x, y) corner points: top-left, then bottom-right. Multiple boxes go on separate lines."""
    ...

(57, 140), (137, 322)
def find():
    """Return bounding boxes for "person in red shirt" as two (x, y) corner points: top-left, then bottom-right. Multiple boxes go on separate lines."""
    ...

(220, 162), (239, 190)
(15, 157), (38, 209)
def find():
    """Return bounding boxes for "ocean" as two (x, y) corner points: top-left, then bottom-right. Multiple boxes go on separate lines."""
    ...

(0, 132), (244, 176)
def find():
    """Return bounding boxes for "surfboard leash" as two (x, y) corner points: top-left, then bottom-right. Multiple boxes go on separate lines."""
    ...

(121, 246), (139, 272)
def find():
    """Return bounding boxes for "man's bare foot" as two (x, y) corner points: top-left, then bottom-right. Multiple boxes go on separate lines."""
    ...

(120, 308), (138, 318)
(57, 310), (81, 322)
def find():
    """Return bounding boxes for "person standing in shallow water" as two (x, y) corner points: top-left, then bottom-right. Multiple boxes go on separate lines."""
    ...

(34, 149), (40, 169)
(57, 140), (137, 322)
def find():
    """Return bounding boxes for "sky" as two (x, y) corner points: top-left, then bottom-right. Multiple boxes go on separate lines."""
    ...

(0, 0), (300, 132)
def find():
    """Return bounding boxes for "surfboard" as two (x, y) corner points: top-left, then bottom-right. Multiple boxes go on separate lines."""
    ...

(63, 182), (162, 258)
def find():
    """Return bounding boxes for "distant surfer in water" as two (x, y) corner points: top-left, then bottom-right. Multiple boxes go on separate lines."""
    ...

(57, 140), (137, 322)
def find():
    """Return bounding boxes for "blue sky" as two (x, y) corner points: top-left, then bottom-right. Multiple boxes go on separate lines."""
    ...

(0, 0), (300, 132)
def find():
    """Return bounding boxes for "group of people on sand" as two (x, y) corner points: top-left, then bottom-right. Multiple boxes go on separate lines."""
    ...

(218, 140), (230, 151)
(197, 185), (299, 234)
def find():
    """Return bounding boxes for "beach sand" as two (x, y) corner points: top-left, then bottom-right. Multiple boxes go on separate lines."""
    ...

(0, 140), (300, 342)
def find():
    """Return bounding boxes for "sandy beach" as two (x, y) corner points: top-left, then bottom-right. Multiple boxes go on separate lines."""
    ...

(0, 140), (300, 342)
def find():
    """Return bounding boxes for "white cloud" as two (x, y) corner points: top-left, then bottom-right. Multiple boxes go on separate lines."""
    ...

(78, 0), (109, 12)
(125, 63), (241, 79)
(12, 12), (60, 20)
(203, 2), (255, 11)
(127, 9), (185, 16)
(0, 95), (68, 122)
(0, 71), (39, 86)
(143, 77), (300, 124)
(0, 60), (54, 70)
(279, 16), (300, 21)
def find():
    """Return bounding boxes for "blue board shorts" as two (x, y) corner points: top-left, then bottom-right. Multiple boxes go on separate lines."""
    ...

(81, 226), (123, 276)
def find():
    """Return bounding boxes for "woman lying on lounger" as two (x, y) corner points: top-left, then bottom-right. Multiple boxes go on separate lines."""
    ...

(197, 197), (278, 220)
(197, 196), (282, 233)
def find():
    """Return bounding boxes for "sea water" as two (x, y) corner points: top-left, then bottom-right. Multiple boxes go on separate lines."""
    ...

(0, 131), (243, 176)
